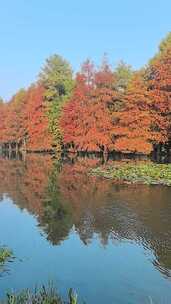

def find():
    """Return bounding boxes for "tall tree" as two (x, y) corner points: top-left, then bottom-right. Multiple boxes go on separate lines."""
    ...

(61, 60), (117, 153)
(24, 85), (53, 151)
(147, 32), (171, 145)
(38, 54), (74, 151)
(112, 73), (166, 154)
(0, 89), (27, 143)
(149, 32), (171, 64)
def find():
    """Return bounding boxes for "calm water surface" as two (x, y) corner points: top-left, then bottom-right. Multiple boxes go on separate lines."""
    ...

(0, 154), (171, 303)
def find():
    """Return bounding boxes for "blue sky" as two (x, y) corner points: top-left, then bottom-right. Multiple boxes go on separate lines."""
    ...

(0, 0), (170, 100)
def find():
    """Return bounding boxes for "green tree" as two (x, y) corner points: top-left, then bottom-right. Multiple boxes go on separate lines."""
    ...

(159, 32), (171, 52)
(38, 55), (74, 151)
(114, 60), (133, 92)
(149, 32), (171, 64)
(0, 97), (4, 105)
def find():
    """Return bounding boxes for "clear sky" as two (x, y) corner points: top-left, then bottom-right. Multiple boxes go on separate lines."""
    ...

(0, 0), (170, 100)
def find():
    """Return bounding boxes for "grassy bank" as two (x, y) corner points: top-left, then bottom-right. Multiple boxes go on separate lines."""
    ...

(90, 162), (171, 186)
(1, 286), (78, 304)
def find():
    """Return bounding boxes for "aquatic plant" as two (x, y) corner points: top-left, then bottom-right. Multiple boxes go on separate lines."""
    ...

(68, 288), (78, 304)
(5, 286), (63, 304)
(0, 285), (156, 303)
(0, 247), (13, 265)
(2, 286), (79, 304)
(90, 162), (171, 186)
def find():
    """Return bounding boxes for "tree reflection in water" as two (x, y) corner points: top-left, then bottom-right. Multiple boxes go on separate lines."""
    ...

(0, 154), (171, 278)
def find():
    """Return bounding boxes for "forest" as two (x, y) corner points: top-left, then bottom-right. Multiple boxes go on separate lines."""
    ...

(0, 33), (170, 155)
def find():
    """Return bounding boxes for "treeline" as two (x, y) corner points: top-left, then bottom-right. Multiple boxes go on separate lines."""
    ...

(0, 33), (170, 154)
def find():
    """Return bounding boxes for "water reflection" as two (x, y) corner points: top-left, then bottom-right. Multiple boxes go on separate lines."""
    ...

(0, 154), (171, 280)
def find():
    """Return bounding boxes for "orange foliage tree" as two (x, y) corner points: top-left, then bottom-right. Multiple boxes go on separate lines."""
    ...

(0, 34), (170, 155)
(61, 61), (118, 153)
(112, 73), (168, 154)
(148, 46), (171, 145)
(0, 102), (6, 142)
(24, 85), (53, 151)
(0, 85), (53, 151)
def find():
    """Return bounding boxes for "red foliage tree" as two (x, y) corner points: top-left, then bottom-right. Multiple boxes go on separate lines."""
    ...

(24, 85), (53, 151)
(148, 47), (171, 143)
(0, 86), (53, 151)
(0, 102), (7, 142)
(0, 35), (170, 155)
(61, 62), (117, 153)
(112, 73), (168, 154)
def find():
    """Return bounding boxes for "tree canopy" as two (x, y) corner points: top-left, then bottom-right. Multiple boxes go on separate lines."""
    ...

(0, 33), (170, 155)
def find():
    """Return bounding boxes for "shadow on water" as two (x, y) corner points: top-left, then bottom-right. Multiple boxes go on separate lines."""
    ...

(0, 152), (171, 281)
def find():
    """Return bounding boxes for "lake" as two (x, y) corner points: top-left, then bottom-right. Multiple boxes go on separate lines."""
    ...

(0, 154), (171, 303)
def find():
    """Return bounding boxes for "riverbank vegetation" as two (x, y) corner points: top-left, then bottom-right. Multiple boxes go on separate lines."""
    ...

(0, 247), (13, 265)
(2, 286), (78, 304)
(0, 33), (170, 155)
(90, 162), (171, 186)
